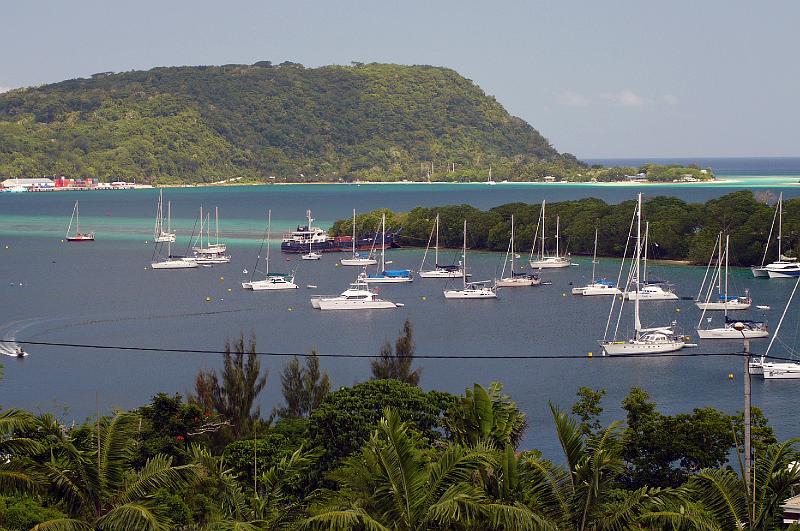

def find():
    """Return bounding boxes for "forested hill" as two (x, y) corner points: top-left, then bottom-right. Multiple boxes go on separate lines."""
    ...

(0, 62), (585, 183)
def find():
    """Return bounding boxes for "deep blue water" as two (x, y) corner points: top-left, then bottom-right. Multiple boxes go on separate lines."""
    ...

(1, 156), (799, 459)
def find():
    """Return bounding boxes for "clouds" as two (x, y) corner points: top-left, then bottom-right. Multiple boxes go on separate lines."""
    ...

(555, 88), (678, 109)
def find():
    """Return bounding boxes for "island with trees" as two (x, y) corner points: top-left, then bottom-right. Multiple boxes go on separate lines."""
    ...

(0, 62), (712, 184)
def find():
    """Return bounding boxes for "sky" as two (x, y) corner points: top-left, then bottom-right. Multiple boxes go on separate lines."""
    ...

(1, 0), (798, 158)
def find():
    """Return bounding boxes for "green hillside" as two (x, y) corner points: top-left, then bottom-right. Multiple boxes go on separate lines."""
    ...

(0, 62), (588, 183)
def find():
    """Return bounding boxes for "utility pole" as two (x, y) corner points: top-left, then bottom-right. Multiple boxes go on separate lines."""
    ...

(734, 321), (752, 487)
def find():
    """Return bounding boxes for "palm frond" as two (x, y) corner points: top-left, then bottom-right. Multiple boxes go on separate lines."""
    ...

(549, 403), (584, 481)
(302, 509), (392, 531)
(686, 468), (747, 530)
(116, 454), (198, 506)
(95, 502), (169, 531)
(31, 518), (94, 531)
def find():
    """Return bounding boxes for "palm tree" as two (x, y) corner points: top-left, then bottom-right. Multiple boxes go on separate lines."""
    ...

(519, 404), (714, 530)
(1, 411), (198, 530)
(0, 408), (43, 493)
(687, 438), (800, 530)
(303, 408), (540, 530)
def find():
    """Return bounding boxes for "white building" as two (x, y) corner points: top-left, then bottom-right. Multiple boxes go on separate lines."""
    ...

(1, 178), (54, 189)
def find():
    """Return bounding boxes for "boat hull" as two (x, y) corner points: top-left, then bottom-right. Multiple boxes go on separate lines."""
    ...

(151, 259), (198, 269)
(419, 269), (467, 278)
(767, 269), (800, 278)
(751, 267), (770, 278)
(66, 236), (95, 242)
(340, 258), (377, 266)
(443, 289), (497, 299)
(496, 277), (539, 287)
(312, 298), (397, 310)
(695, 301), (751, 311)
(696, 328), (769, 339)
(625, 291), (679, 301)
(364, 277), (413, 284)
(529, 259), (570, 269)
(762, 362), (800, 379)
(242, 279), (298, 290)
(600, 340), (684, 355)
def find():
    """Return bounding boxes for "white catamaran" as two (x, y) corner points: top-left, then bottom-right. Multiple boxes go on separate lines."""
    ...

(529, 200), (570, 269)
(695, 233), (751, 311)
(65, 200), (95, 242)
(340, 209), (377, 266)
(497, 214), (540, 287)
(572, 228), (620, 296)
(418, 213), (467, 278)
(752, 193), (800, 278)
(311, 276), (401, 310)
(242, 210), (298, 290)
(443, 220), (497, 299)
(363, 213), (412, 283)
(153, 189), (176, 243)
(600, 193), (685, 355)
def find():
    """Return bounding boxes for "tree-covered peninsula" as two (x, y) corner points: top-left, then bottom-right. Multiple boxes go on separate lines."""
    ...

(0, 62), (711, 184)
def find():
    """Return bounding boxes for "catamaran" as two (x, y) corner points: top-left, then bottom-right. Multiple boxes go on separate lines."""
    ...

(624, 222), (678, 301)
(65, 200), (95, 242)
(153, 189), (176, 243)
(752, 277), (800, 378)
(752, 193), (800, 278)
(572, 228), (620, 296)
(242, 210), (298, 290)
(191, 207), (230, 264)
(443, 220), (497, 299)
(340, 209), (377, 266)
(695, 233), (751, 311)
(364, 213), (412, 283)
(418, 213), (467, 278)
(497, 214), (540, 287)
(600, 193), (685, 355)
(529, 200), (570, 269)
(151, 202), (197, 269)
(310, 276), (401, 310)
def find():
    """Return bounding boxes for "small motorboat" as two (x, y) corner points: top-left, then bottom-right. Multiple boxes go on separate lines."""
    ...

(15, 347), (27, 358)
(757, 305), (771, 311)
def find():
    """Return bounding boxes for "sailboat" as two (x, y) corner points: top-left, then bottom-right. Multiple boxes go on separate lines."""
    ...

(600, 193), (685, 355)
(529, 200), (570, 269)
(65, 200), (95, 242)
(363, 213), (412, 283)
(418, 213), (467, 278)
(242, 210), (297, 290)
(443, 220), (497, 299)
(301, 210), (322, 260)
(695, 233), (751, 310)
(151, 201), (197, 269)
(191, 207), (231, 264)
(756, 277), (800, 378)
(572, 229), (620, 295)
(486, 166), (496, 186)
(696, 235), (768, 339)
(311, 275), (402, 310)
(624, 222), (678, 300)
(752, 193), (800, 278)
(497, 214), (540, 287)
(340, 209), (377, 266)
(153, 189), (176, 243)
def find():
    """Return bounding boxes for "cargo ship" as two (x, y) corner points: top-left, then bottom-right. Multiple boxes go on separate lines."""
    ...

(280, 210), (400, 253)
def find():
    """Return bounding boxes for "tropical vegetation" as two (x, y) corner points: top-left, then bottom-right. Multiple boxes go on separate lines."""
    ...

(330, 190), (800, 266)
(0, 62), (709, 184)
(1, 327), (799, 530)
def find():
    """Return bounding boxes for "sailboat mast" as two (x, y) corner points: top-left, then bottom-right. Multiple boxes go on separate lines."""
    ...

(591, 229), (598, 282)
(381, 213), (386, 271)
(76, 201), (80, 234)
(307, 210), (313, 254)
(167, 201), (171, 234)
(717, 233), (723, 296)
(510, 215), (515, 276)
(778, 193), (783, 261)
(555, 216), (560, 258)
(462, 219), (467, 288)
(642, 222), (649, 285)
(435, 214), (439, 266)
(352, 209), (356, 255)
(540, 200), (546, 260)
(634, 194), (642, 334)
(724, 234), (730, 314)
(266, 210), (272, 276)
(215, 207), (220, 246)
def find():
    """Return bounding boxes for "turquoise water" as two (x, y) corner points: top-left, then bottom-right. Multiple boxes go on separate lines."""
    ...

(2, 157), (800, 458)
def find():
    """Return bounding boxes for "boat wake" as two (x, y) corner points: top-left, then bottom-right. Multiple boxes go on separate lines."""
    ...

(0, 318), (51, 357)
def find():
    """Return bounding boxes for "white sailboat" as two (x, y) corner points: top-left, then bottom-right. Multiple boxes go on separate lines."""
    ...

(363, 213), (412, 283)
(242, 210), (298, 290)
(65, 200), (95, 242)
(497, 214), (540, 287)
(695, 233), (751, 310)
(311, 276), (401, 310)
(191, 207), (230, 264)
(572, 229), (620, 295)
(151, 201), (198, 269)
(443, 220), (497, 299)
(696, 234), (768, 340)
(754, 277), (800, 378)
(624, 222), (678, 301)
(753, 193), (800, 278)
(340, 209), (377, 266)
(301, 210), (322, 260)
(418, 213), (467, 278)
(600, 193), (685, 355)
(529, 200), (570, 269)
(486, 166), (496, 186)
(153, 189), (176, 243)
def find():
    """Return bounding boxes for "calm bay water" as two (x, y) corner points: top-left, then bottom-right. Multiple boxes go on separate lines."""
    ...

(2, 157), (800, 457)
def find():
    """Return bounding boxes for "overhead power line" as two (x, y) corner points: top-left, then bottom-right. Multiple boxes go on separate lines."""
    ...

(1, 338), (795, 362)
